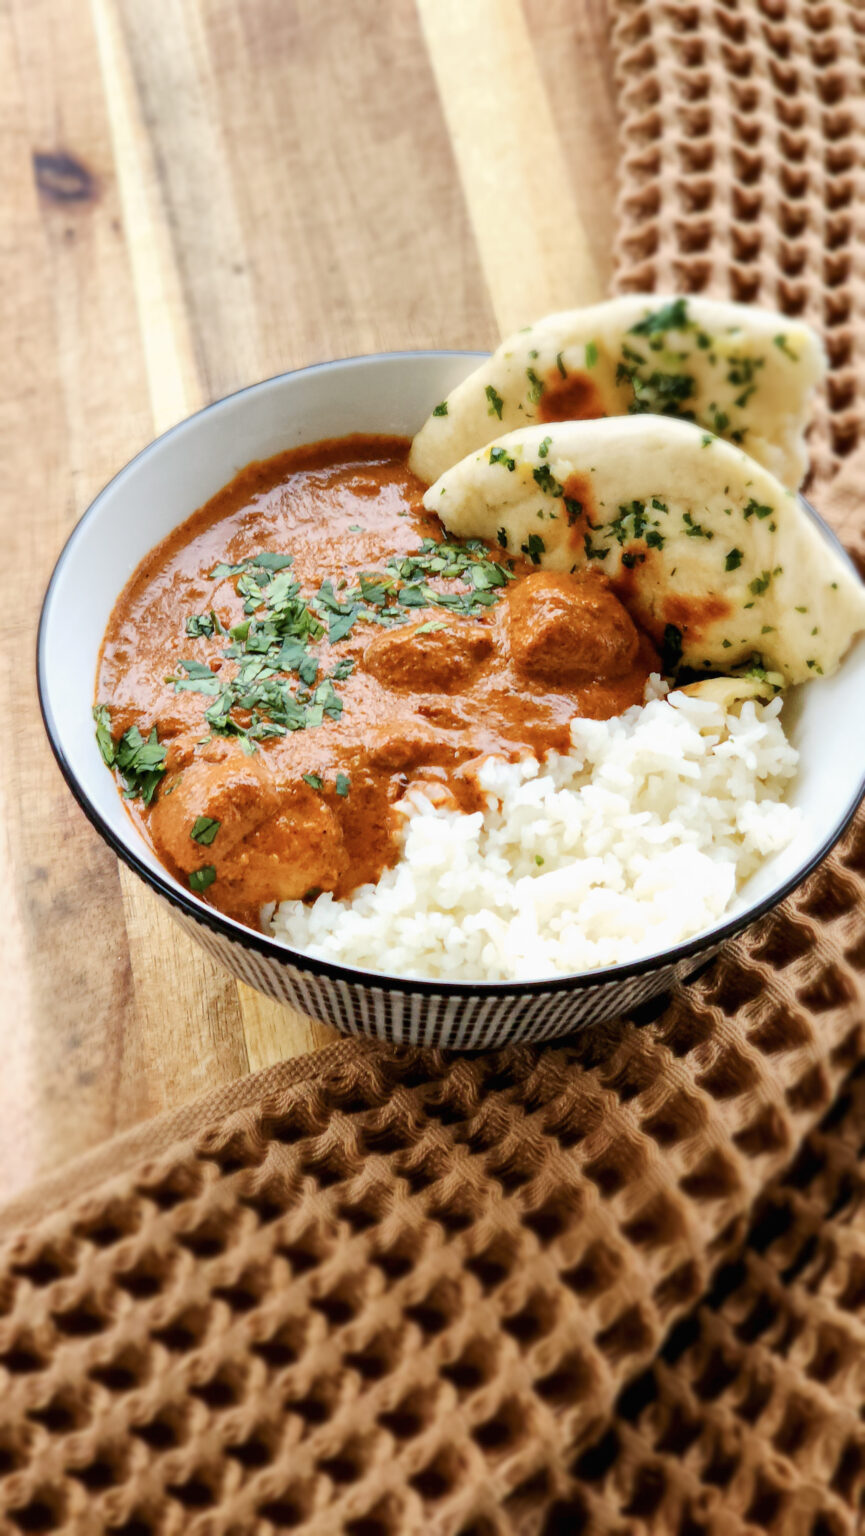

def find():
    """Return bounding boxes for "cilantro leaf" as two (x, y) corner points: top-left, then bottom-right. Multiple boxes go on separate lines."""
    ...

(743, 498), (773, 520)
(485, 384), (504, 419)
(113, 725), (167, 806)
(190, 816), (220, 846)
(630, 298), (689, 335)
(526, 367), (544, 404)
(93, 705), (116, 767)
(532, 465), (564, 497)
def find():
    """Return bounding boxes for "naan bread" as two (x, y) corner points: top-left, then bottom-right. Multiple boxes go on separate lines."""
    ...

(410, 295), (826, 492)
(425, 416), (865, 685)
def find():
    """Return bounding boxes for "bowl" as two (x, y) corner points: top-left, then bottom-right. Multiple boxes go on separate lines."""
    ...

(38, 352), (865, 1048)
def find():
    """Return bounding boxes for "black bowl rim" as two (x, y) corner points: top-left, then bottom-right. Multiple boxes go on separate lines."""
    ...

(38, 350), (865, 1000)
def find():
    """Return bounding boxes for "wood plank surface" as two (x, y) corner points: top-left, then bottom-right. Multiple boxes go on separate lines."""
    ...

(0, 0), (617, 1200)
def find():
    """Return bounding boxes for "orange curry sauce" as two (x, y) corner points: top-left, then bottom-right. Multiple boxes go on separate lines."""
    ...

(97, 436), (659, 927)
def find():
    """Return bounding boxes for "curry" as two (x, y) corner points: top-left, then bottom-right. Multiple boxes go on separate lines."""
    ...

(96, 435), (659, 928)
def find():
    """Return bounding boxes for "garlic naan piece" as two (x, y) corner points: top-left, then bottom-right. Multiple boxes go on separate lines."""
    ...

(411, 295), (825, 492)
(681, 675), (782, 706)
(425, 415), (865, 685)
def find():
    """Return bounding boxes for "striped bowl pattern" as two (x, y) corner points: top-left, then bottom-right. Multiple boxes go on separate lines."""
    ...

(170, 899), (722, 1047)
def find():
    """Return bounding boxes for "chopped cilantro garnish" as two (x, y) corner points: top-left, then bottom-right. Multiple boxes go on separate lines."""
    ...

(749, 570), (772, 596)
(95, 715), (168, 811)
(335, 773), (351, 797)
(727, 354), (764, 409)
(584, 533), (608, 560)
(556, 351), (567, 379)
(489, 446), (516, 470)
(585, 341), (598, 367)
(93, 705), (116, 768)
(526, 368), (544, 404)
(538, 435), (552, 459)
(743, 498), (773, 520)
(210, 551), (293, 579)
(415, 619), (448, 635)
(618, 344), (696, 419)
(773, 334), (798, 361)
(521, 533), (545, 565)
(497, 527), (508, 548)
(630, 298), (689, 335)
(190, 816), (220, 846)
(185, 611), (223, 638)
(302, 773), (324, 791)
(682, 511), (713, 539)
(564, 498), (582, 525)
(725, 548), (743, 571)
(608, 499), (666, 549)
(172, 658), (222, 695)
(532, 464), (564, 497)
(108, 722), (167, 806)
(432, 400), (449, 416)
(189, 866), (216, 893)
(485, 384), (504, 419)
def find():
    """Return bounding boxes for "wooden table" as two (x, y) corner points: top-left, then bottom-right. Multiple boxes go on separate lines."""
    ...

(1, 0), (617, 1200)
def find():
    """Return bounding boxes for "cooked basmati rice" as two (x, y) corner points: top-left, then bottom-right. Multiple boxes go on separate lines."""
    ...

(267, 680), (800, 981)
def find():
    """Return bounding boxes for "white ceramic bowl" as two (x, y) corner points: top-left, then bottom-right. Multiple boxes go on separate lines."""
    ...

(38, 353), (865, 1047)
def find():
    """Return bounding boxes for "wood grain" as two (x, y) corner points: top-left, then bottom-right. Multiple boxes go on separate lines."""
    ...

(417, 0), (604, 331)
(0, 0), (617, 1196)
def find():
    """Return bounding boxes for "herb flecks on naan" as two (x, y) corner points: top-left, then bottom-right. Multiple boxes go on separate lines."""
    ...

(425, 415), (865, 685)
(410, 296), (825, 492)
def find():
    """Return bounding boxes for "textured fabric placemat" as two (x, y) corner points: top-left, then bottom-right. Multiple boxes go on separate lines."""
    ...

(1, 3), (864, 1531)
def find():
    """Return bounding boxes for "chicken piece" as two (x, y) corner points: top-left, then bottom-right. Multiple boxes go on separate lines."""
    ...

(149, 738), (281, 873)
(507, 571), (640, 684)
(362, 616), (494, 692)
(216, 789), (349, 907)
(151, 740), (348, 905)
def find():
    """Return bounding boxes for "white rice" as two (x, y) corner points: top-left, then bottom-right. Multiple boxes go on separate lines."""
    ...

(267, 678), (801, 981)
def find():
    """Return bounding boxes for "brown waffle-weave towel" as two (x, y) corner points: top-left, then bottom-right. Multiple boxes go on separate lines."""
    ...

(1, 3), (864, 1531)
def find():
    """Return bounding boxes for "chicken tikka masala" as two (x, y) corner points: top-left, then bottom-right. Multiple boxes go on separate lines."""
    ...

(96, 435), (659, 927)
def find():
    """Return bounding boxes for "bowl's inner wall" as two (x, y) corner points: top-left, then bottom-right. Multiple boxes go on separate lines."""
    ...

(41, 353), (865, 974)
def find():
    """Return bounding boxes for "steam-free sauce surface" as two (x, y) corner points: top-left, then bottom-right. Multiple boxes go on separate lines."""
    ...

(97, 436), (658, 926)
